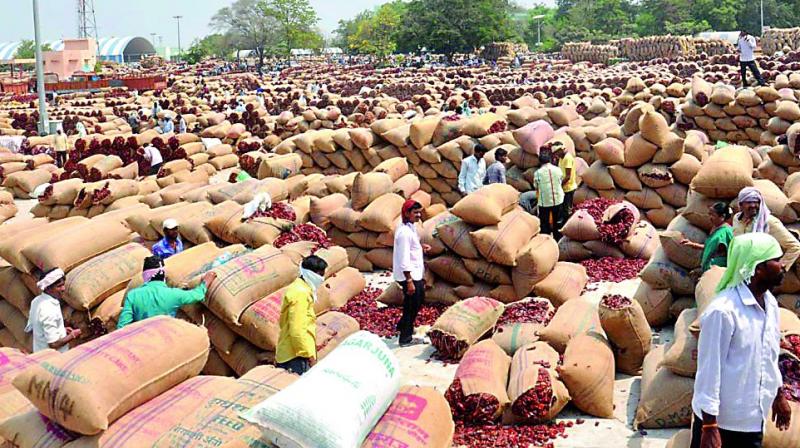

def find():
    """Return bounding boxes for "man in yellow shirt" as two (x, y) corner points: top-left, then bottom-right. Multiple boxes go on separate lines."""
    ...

(275, 255), (328, 375)
(554, 144), (578, 219)
(53, 129), (69, 168)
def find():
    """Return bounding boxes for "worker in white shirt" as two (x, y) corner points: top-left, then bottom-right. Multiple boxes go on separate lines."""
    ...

(142, 144), (164, 175)
(25, 269), (81, 353)
(458, 144), (487, 195)
(392, 199), (431, 346)
(737, 30), (765, 87)
(691, 233), (791, 448)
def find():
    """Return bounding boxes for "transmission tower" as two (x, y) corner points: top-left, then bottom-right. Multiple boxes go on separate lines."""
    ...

(76, 0), (98, 41)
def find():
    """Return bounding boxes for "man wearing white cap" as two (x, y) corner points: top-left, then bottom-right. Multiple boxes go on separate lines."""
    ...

(25, 268), (81, 353)
(152, 219), (183, 259)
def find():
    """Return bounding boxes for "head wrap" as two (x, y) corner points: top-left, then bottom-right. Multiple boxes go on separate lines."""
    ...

(402, 199), (420, 217)
(299, 266), (324, 302)
(142, 256), (165, 283)
(737, 187), (770, 233)
(716, 233), (782, 293)
(37, 268), (65, 291)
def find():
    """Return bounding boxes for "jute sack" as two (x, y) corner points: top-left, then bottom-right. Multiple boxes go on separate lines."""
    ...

(0, 351), (60, 427)
(512, 235), (559, 298)
(505, 343), (570, 423)
(533, 262), (588, 308)
(315, 311), (361, 359)
(681, 190), (717, 232)
(206, 250), (297, 325)
(180, 201), (242, 245)
(558, 332), (615, 418)
(63, 376), (239, 448)
(428, 255), (475, 286)
(362, 385), (454, 448)
(12, 316), (209, 435)
(317, 267), (366, 310)
(470, 209), (540, 266)
(452, 184), (520, 226)
(624, 133), (658, 168)
(634, 345), (694, 429)
(358, 193), (404, 233)
(88, 289), (125, 334)
(241, 332), (400, 448)
(763, 401), (800, 448)
(463, 259), (512, 285)
(151, 365), (298, 448)
(22, 219), (132, 274)
(235, 286), (287, 350)
(538, 298), (602, 353)
(310, 193), (348, 230)
(40, 179), (84, 206)
(561, 210), (601, 241)
(329, 207), (363, 232)
(659, 230), (702, 270)
(437, 217), (481, 258)
(409, 116), (441, 149)
(165, 243), (243, 288)
(149, 201), (213, 236)
(445, 340), (511, 422)
(232, 217), (292, 248)
(660, 308), (699, 377)
(633, 281), (674, 327)
(754, 179), (798, 223)
(426, 281), (461, 305)
(598, 296), (652, 375)
(621, 221), (659, 260)
(204, 202), (247, 244)
(346, 247), (373, 272)
(639, 248), (694, 295)
(428, 297), (505, 359)
(690, 266), (726, 332)
(492, 322), (545, 356)
(0, 216), (88, 273)
(665, 429), (691, 448)
(690, 146), (754, 198)
(0, 267), (34, 315)
(125, 203), (186, 241)
(0, 410), (77, 448)
(202, 349), (234, 377)
(63, 243), (150, 310)
(513, 120), (554, 155)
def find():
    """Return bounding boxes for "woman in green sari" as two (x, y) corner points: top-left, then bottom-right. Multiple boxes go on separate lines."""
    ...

(680, 202), (734, 273)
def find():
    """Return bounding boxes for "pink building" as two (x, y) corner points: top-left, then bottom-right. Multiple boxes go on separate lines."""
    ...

(42, 38), (97, 81)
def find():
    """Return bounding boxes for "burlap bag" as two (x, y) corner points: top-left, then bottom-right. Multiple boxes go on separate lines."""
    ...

(152, 365), (298, 448)
(506, 356), (570, 423)
(463, 259), (512, 285)
(0, 301), (32, 348)
(22, 219), (132, 274)
(428, 255), (475, 286)
(317, 267), (365, 310)
(315, 311), (361, 359)
(661, 308), (698, 377)
(235, 286), (288, 350)
(639, 248), (694, 295)
(634, 345), (694, 429)
(309, 193), (348, 230)
(764, 401), (800, 448)
(690, 265), (726, 332)
(63, 243), (150, 310)
(429, 297), (505, 357)
(125, 203), (186, 241)
(633, 281), (674, 326)
(0, 410), (77, 448)
(362, 385), (454, 448)
(470, 209), (540, 266)
(206, 250), (297, 325)
(598, 296), (652, 375)
(558, 332), (615, 418)
(533, 262), (588, 308)
(561, 209), (601, 241)
(437, 217), (481, 258)
(538, 298), (602, 353)
(12, 316), (209, 435)
(165, 243), (240, 288)
(621, 221), (659, 260)
(364, 248), (394, 270)
(358, 193), (404, 233)
(446, 340), (511, 421)
(232, 217), (292, 248)
(451, 184), (520, 226)
(0, 267), (34, 315)
(0, 216), (88, 273)
(690, 146), (754, 198)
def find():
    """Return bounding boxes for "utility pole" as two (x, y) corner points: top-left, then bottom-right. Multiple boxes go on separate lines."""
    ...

(532, 15), (545, 48)
(173, 15), (183, 62)
(33, 0), (49, 135)
(760, 0), (765, 35)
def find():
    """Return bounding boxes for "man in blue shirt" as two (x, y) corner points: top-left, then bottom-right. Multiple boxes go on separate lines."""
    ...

(152, 219), (184, 259)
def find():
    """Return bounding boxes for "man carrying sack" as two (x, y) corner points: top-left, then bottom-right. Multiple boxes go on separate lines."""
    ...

(393, 199), (431, 346)
(26, 268), (81, 353)
(691, 233), (792, 448)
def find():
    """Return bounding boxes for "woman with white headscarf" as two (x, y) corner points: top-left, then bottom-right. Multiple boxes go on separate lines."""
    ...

(733, 186), (800, 270)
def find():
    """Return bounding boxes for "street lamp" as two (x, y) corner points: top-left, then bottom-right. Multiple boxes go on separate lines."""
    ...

(532, 14), (545, 48)
(760, 0), (764, 35)
(32, 0), (48, 135)
(173, 15), (183, 62)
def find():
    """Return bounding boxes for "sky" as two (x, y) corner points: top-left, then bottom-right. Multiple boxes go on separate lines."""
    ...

(2, 0), (555, 46)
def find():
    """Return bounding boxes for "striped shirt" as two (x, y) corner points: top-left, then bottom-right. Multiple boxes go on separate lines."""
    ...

(533, 163), (564, 208)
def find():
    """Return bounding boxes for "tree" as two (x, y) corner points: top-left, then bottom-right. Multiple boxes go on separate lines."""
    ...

(259, 0), (320, 55)
(184, 34), (235, 64)
(211, 0), (280, 69)
(15, 40), (51, 59)
(334, 11), (371, 53)
(347, 1), (406, 59)
(522, 5), (558, 52)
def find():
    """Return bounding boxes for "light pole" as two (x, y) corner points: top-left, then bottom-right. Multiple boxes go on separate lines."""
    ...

(173, 15), (183, 62)
(32, 0), (49, 135)
(760, 0), (764, 35)
(532, 14), (545, 48)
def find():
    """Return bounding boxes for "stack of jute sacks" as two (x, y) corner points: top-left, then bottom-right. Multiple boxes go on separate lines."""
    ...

(614, 35), (697, 61)
(29, 178), (157, 221)
(693, 38), (736, 56)
(0, 330), (456, 448)
(562, 43), (620, 65)
(0, 189), (15, 223)
(610, 76), (689, 121)
(572, 107), (704, 228)
(677, 75), (800, 147)
(387, 183), (589, 306)
(762, 27), (800, 55)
